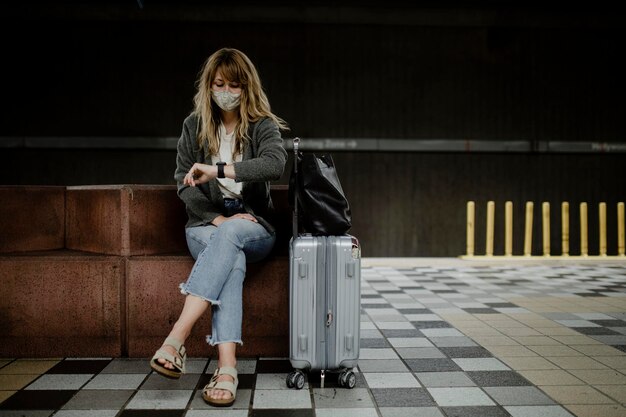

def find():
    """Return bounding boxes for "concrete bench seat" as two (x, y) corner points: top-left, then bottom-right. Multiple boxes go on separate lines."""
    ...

(0, 184), (291, 358)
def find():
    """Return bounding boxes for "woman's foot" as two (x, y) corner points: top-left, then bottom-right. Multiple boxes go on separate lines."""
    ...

(203, 365), (238, 407)
(156, 343), (179, 370)
(204, 372), (235, 401)
(150, 336), (187, 379)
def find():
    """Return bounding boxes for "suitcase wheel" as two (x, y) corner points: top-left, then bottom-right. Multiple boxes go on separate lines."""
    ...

(286, 370), (306, 390)
(338, 370), (356, 389)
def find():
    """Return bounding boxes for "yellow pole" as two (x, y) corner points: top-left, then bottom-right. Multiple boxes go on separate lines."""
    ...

(486, 201), (495, 256)
(599, 202), (607, 256)
(466, 201), (475, 257)
(505, 201), (513, 256)
(524, 202), (533, 257)
(618, 202), (625, 257)
(542, 202), (550, 256)
(562, 202), (569, 256)
(580, 202), (588, 257)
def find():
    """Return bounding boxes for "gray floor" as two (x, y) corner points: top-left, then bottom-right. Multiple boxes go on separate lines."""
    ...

(1, 259), (626, 417)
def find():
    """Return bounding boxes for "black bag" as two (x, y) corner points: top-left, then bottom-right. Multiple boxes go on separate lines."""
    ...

(289, 138), (352, 236)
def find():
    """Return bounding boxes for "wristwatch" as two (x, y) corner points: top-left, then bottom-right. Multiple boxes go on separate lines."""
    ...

(216, 162), (226, 179)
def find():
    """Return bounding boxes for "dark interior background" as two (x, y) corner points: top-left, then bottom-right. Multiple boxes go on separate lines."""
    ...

(2, 1), (625, 256)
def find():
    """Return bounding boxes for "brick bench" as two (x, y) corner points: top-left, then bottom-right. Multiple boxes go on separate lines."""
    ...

(0, 184), (291, 358)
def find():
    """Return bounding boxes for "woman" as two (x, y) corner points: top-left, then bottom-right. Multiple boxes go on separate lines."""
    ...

(150, 48), (288, 407)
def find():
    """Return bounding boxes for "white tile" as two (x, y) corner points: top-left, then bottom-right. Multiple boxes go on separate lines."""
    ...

(253, 389), (311, 409)
(505, 406), (575, 417)
(125, 390), (193, 409)
(25, 374), (93, 390)
(83, 374), (146, 390)
(405, 314), (443, 322)
(54, 412), (118, 417)
(186, 411), (248, 417)
(375, 322), (414, 329)
(359, 348), (400, 360)
(316, 409), (379, 417)
(427, 387), (495, 406)
(363, 372), (421, 388)
(388, 338), (435, 348)
(361, 329), (384, 338)
(366, 308), (404, 316)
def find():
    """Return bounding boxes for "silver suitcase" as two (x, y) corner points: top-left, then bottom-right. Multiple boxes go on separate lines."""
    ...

(287, 234), (361, 389)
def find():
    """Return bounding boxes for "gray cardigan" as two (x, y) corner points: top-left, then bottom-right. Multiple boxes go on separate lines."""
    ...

(174, 114), (287, 233)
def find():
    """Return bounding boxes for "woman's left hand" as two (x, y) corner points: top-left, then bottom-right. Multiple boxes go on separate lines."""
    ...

(184, 163), (216, 186)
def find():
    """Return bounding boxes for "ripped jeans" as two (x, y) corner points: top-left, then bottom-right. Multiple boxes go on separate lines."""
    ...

(180, 219), (275, 346)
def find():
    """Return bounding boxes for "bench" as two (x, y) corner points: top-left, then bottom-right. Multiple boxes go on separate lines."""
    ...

(0, 184), (291, 358)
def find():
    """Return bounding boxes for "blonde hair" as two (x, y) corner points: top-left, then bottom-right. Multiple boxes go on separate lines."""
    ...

(192, 48), (288, 157)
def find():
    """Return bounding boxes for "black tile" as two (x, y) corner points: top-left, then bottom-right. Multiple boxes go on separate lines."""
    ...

(442, 406), (512, 417)
(361, 338), (391, 348)
(252, 410), (315, 417)
(381, 329), (423, 338)
(405, 358), (462, 372)
(399, 309), (433, 314)
(590, 320), (626, 327)
(371, 388), (436, 407)
(361, 295), (384, 299)
(412, 321), (453, 329)
(466, 371), (532, 386)
(432, 290), (457, 294)
(611, 345), (626, 352)
(118, 411), (185, 417)
(46, 359), (112, 374)
(440, 347), (493, 358)
(378, 290), (404, 294)
(255, 359), (293, 373)
(575, 293), (607, 297)
(463, 308), (498, 314)
(484, 303), (518, 308)
(574, 327), (622, 335)
(0, 390), (77, 410)
(195, 373), (256, 390)
(362, 304), (392, 309)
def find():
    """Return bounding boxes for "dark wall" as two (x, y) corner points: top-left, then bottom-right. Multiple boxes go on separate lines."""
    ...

(2, 3), (625, 256)
(2, 3), (625, 141)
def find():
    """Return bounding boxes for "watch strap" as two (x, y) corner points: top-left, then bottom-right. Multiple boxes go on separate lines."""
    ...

(217, 162), (226, 179)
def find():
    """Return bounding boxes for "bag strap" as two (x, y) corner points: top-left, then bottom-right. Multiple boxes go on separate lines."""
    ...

(292, 137), (300, 240)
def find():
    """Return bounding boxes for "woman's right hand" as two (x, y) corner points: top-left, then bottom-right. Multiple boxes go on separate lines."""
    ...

(184, 163), (217, 187)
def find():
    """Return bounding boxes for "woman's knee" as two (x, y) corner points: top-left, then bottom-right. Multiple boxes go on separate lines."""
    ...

(185, 225), (217, 258)
(215, 219), (258, 245)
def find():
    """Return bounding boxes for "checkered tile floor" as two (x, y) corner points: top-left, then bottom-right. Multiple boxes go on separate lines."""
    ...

(1, 260), (626, 417)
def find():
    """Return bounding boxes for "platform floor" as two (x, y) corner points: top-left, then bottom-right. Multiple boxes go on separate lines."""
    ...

(1, 258), (626, 417)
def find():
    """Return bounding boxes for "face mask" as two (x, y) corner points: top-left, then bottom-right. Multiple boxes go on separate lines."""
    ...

(212, 90), (241, 112)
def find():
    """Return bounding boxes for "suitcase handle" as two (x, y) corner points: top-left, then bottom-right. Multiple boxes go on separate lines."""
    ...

(292, 137), (300, 240)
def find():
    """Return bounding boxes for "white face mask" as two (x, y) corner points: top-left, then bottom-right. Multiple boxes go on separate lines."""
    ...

(212, 90), (241, 112)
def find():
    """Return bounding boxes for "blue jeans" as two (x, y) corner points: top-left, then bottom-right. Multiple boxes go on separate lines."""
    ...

(180, 219), (276, 346)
